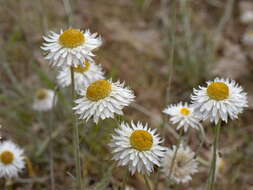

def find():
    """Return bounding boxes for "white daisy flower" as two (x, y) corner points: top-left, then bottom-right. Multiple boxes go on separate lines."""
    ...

(56, 60), (105, 92)
(41, 28), (102, 67)
(161, 144), (198, 184)
(32, 88), (57, 111)
(73, 80), (135, 123)
(0, 141), (25, 178)
(242, 30), (253, 46)
(191, 78), (248, 124)
(163, 102), (202, 132)
(109, 122), (166, 175)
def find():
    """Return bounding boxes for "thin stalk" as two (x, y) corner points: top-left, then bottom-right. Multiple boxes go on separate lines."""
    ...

(166, 0), (176, 105)
(62, 0), (74, 26)
(48, 89), (58, 190)
(167, 130), (183, 182)
(38, 98), (56, 190)
(48, 121), (55, 190)
(207, 0), (234, 65)
(207, 121), (221, 190)
(70, 67), (82, 190)
(35, 126), (66, 157)
(195, 126), (207, 154)
(144, 175), (152, 190)
(213, 0), (235, 48)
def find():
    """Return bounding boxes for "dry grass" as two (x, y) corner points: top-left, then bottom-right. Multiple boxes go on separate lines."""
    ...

(0, 0), (253, 189)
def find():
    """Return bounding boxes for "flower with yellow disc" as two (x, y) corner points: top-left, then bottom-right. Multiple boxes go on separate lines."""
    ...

(191, 78), (248, 124)
(0, 141), (25, 178)
(109, 121), (166, 175)
(73, 79), (135, 123)
(41, 28), (102, 67)
(163, 102), (202, 132)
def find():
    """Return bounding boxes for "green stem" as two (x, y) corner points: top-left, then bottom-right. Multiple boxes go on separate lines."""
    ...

(70, 67), (82, 190)
(48, 88), (58, 190)
(207, 121), (221, 190)
(167, 130), (183, 183)
(144, 175), (152, 190)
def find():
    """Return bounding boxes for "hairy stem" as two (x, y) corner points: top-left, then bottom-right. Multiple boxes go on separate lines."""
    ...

(207, 121), (221, 190)
(70, 67), (82, 190)
(48, 87), (59, 190)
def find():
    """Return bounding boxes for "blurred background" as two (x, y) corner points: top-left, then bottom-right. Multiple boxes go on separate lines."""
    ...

(0, 0), (253, 189)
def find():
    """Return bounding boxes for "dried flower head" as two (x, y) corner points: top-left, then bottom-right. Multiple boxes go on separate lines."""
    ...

(161, 144), (198, 183)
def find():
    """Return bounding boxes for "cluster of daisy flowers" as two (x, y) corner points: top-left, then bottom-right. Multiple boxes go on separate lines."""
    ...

(41, 28), (135, 122)
(40, 26), (248, 188)
(160, 77), (247, 184)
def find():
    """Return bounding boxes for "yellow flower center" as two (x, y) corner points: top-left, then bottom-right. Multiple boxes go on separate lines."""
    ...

(130, 130), (153, 151)
(35, 89), (48, 100)
(207, 82), (229, 101)
(73, 61), (90, 73)
(59, 29), (85, 48)
(86, 80), (112, 101)
(0, 151), (14, 165)
(180, 108), (190, 116)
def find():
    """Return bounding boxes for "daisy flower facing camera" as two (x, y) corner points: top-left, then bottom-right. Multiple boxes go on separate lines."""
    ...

(42, 28), (102, 67)
(57, 60), (104, 92)
(32, 88), (57, 111)
(161, 144), (198, 184)
(163, 102), (202, 132)
(109, 122), (166, 175)
(191, 78), (248, 124)
(73, 80), (135, 123)
(0, 141), (25, 178)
